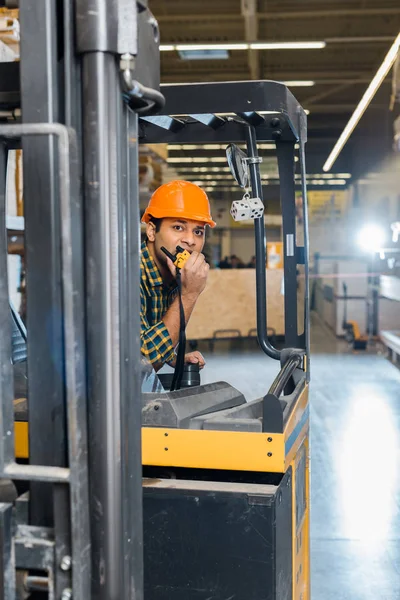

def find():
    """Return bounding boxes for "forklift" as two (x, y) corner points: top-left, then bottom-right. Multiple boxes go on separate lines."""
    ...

(342, 282), (368, 350)
(138, 81), (311, 600)
(341, 251), (381, 351)
(1, 2), (310, 600)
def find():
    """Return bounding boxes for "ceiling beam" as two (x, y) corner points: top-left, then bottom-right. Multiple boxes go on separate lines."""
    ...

(258, 8), (400, 20)
(306, 104), (389, 113)
(161, 72), (393, 84)
(304, 82), (357, 106)
(156, 7), (400, 22)
(241, 0), (260, 79)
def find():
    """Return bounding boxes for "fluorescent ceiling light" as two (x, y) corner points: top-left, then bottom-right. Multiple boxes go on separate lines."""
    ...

(308, 179), (347, 185)
(193, 180), (219, 186)
(282, 81), (315, 87)
(175, 166), (231, 172)
(302, 172), (350, 179)
(168, 157), (227, 163)
(168, 156), (297, 164)
(250, 41), (326, 50)
(160, 41), (326, 52)
(323, 32), (400, 172)
(167, 143), (276, 151)
(204, 186), (243, 192)
(178, 49), (229, 60)
(304, 110), (310, 115)
(176, 43), (248, 51)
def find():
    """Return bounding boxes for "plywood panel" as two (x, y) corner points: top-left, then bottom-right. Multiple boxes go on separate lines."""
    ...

(186, 269), (284, 340)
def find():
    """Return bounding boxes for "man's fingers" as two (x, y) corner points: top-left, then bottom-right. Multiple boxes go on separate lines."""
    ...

(184, 251), (199, 267)
(185, 351), (206, 369)
(184, 251), (204, 269)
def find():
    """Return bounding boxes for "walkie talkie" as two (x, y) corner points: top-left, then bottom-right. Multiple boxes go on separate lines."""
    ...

(161, 245), (190, 270)
(160, 245), (190, 391)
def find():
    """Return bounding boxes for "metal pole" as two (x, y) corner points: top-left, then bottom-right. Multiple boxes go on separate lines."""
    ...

(0, 142), (14, 472)
(245, 125), (280, 360)
(0, 503), (15, 599)
(275, 139), (299, 349)
(298, 132), (311, 380)
(367, 254), (379, 337)
(82, 51), (124, 600)
(19, 0), (65, 527)
(77, 2), (144, 597)
(119, 104), (144, 600)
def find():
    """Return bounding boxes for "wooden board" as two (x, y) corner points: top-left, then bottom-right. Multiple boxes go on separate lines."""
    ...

(186, 269), (284, 340)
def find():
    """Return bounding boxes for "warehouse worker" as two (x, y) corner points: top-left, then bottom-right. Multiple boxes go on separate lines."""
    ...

(141, 180), (216, 372)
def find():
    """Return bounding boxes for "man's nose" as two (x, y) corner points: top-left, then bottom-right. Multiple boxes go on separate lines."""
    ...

(180, 231), (196, 247)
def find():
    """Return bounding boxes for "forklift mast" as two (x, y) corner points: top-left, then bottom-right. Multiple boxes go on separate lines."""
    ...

(0, 2), (161, 599)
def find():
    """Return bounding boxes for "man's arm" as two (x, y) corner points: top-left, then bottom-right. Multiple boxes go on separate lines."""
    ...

(141, 252), (209, 372)
(140, 286), (175, 372)
(162, 251), (209, 348)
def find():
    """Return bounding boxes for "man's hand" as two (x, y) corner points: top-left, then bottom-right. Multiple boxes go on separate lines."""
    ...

(184, 351), (206, 370)
(167, 351), (206, 370)
(166, 251), (209, 298)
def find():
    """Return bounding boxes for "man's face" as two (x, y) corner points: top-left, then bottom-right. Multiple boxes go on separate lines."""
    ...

(147, 218), (206, 266)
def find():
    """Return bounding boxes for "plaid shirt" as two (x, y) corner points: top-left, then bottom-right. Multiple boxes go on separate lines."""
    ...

(140, 241), (178, 366)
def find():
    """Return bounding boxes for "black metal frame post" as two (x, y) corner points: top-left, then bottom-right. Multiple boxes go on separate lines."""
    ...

(298, 125), (311, 379)
(81, 49), (125, 600)
(367, 253), (379, 337)
(119, 104), (144, 599)
(245, 125), (280, 360)
(19, 0), (66, 528)
(76, 3), (144, 598)
(275, 140), (299, 349)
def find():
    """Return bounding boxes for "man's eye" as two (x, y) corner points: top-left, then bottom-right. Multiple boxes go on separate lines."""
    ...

(173, 225), (183, 231)
(195, 230), (204, 236)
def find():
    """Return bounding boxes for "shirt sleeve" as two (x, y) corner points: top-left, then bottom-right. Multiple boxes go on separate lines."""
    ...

(140, 285), (175, 366)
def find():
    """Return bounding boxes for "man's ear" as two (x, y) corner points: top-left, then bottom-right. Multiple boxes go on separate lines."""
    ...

(146, 221), (156, 242)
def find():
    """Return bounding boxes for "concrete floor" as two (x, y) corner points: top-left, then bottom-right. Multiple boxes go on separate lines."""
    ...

(198, 315), (400, 600)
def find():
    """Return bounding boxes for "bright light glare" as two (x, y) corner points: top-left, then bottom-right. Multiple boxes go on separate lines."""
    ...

(357, 225), (386, 252)
(338, 390), (398, 542)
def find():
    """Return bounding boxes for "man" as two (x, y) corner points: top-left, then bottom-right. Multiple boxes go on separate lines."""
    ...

(140, 180), (216, 372)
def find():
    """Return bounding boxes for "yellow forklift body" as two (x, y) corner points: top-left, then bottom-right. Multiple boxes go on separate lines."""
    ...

(15, 385), (309, 471)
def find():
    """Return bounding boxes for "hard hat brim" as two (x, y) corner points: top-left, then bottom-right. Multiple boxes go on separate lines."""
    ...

(142, 206), (216, 228)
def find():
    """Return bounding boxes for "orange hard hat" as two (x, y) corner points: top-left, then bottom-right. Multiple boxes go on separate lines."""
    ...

(142, 180), (216, 228)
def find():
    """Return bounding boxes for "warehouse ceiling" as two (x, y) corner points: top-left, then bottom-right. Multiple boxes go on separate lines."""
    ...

(150, 0), (400, 187)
